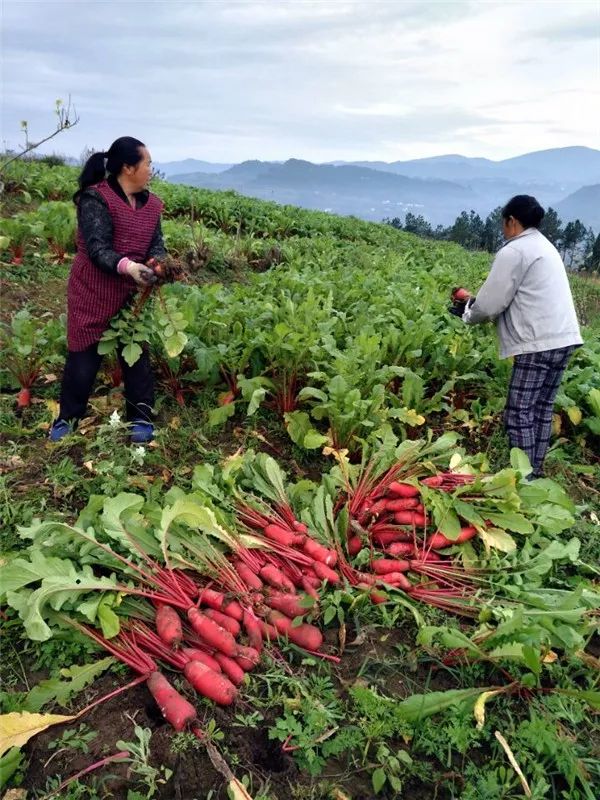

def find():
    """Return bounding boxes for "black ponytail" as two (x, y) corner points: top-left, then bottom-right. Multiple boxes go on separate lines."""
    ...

(502, 195), (545, 229)
(74, 136), (145, 202)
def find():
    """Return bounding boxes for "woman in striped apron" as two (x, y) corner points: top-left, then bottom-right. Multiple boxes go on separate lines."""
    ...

(50, 137), (165, 443)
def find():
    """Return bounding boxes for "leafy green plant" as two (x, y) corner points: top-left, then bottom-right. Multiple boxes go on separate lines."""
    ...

(99, 288), (188, 366)
(48, 723), (98, 754)
(115, 726), (172, 798)
(0, 309), (65, 406)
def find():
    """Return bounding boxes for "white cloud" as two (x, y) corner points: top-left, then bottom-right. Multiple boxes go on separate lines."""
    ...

(1, 0), (598, 162)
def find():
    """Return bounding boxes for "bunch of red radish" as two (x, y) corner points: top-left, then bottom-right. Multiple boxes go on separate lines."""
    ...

(76, 562), (330, 733)
(342, 471), (480, 604)
(237, 499), (341, 594)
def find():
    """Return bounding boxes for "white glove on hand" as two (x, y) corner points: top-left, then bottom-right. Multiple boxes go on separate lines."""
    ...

(126, 261), (157, 286)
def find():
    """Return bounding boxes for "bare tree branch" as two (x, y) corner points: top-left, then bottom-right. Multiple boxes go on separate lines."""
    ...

(0, 96), (80, 175)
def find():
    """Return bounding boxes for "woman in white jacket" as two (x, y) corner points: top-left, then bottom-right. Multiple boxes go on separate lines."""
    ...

(451, 195), (583, 478)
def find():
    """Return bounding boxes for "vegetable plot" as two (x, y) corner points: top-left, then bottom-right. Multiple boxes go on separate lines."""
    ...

(2, 435), (596, 768)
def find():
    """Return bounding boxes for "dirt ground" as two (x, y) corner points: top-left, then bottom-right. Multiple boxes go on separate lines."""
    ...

(22, 625), (458, 800)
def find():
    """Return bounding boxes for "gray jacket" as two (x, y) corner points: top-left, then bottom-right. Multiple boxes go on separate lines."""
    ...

(463, 228), (583, 358)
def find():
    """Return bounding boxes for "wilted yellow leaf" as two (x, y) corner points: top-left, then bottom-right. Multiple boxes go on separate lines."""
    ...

(45, 399), (60, 418)
(566, 406), (582, 425)
(227, 779), (253, 800)
(3, 789), (27, 800)
(449, 453), (462, 471)
(322, 446), (349, 464)
(474, 689), (503, 730)
(169, 416), (181, 430)
(551, 414), (561, 436)
(495, 730), (532, 797)
(83, 461), (94, 472)
(0, 711), (76, 756)
(542, 650), (558, 664)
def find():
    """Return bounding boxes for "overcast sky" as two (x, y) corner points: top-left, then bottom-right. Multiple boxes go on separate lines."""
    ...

(1, 0), (599, 163)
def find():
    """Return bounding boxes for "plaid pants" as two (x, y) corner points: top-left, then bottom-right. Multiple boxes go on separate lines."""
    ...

(504, 346), (576, 477)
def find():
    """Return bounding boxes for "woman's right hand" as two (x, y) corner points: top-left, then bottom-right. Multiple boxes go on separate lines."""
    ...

(126, 261), (157, 286)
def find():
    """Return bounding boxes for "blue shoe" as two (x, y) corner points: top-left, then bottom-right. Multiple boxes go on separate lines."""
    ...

(130, 420), (154, 443)
(49, 419), (72, 442)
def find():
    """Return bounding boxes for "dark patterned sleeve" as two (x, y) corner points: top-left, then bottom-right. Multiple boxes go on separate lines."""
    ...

(77, 191), (123, 274)
(146, 219), (167, 261)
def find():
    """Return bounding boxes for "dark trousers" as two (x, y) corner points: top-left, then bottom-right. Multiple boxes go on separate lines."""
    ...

(504, 346), (576, 477)
(59, 344), (154, 423)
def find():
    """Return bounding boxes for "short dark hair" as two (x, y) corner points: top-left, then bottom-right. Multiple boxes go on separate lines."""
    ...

(501, 195), (545, 229)
(74, 136), (146, 201)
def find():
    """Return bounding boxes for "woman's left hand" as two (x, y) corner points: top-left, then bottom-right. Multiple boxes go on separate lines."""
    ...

(126, 261), (157, 286)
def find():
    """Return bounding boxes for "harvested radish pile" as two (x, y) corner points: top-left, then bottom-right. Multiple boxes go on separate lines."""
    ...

(3, 432), (590, 751)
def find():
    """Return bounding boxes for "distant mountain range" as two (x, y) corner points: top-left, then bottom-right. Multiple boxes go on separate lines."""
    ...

(154, 147), (600, 229)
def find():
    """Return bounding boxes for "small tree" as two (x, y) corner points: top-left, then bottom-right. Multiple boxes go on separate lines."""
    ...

(482, 206), (503, 252)
(561, 219), (587, 268)
(383, 216), (403, 230)
(403, 212), (433, 238)
(539, 207), (563, 247)
(449, 210), (484, 250)
(585, 232), (600, 273)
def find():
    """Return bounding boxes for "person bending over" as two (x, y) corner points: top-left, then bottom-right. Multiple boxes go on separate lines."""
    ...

(450, 195), (582, 478)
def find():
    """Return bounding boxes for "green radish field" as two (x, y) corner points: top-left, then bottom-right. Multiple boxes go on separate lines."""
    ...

(0, 158), (599, 800)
